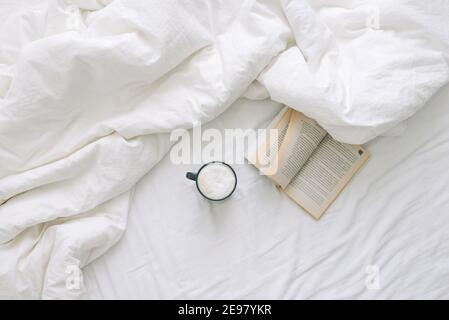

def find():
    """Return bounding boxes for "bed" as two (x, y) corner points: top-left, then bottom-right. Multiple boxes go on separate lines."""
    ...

(84, 85), (449, 299)
(1, 0), (449, 299)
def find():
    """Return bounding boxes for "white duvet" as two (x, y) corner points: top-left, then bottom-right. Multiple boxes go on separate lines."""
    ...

(0, 0), (448, 299)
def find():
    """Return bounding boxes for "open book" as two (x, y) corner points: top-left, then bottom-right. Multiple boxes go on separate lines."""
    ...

(247, 107), (369, 220)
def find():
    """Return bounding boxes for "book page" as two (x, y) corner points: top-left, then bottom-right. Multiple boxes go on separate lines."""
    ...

(261, 107), (291, 164)
(274, 110), (327, 189)
(284, 134), (369, 219)
(246, 107), (291, 181)
(247, 108), (327, 188)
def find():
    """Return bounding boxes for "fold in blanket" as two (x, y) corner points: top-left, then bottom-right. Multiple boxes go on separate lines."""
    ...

(0, 0), (448, 298)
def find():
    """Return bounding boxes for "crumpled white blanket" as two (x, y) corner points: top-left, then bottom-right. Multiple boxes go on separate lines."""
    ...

(0, 0), (447, 299)
(259, 0), (449, 143)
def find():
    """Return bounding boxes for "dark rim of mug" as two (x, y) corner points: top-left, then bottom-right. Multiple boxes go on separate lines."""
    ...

(195, 161), (237, 201)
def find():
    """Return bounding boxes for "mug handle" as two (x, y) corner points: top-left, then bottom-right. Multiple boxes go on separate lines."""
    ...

(186, 172), (197, 181)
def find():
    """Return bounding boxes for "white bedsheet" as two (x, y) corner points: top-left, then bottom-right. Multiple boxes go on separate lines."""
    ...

(0, 0), (448, 299)
(85, 85), (449, 299)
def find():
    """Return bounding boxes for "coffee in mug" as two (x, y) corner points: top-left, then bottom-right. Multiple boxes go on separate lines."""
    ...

(186, 161), (237, 201)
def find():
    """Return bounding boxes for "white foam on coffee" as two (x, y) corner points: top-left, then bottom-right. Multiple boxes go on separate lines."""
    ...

(197, 163), (236, 200)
